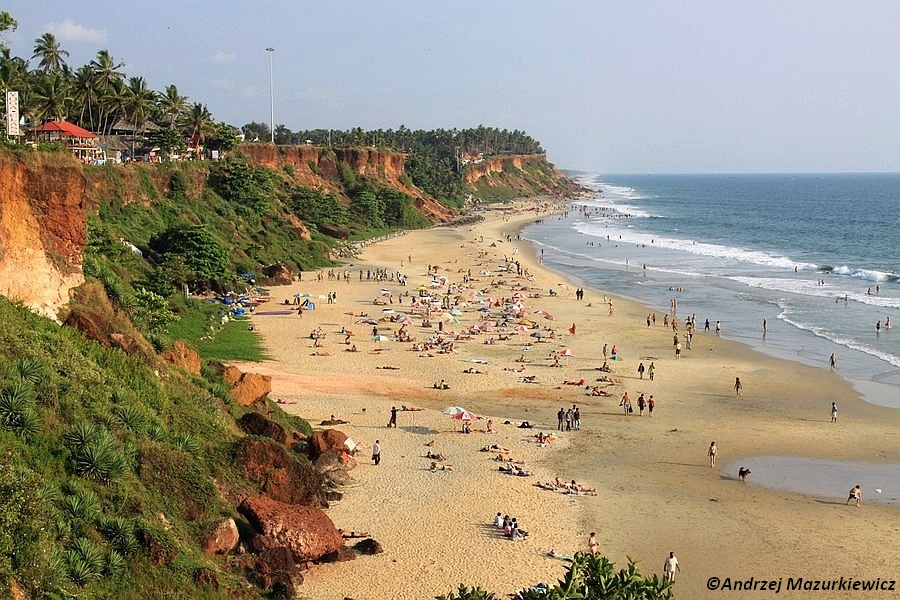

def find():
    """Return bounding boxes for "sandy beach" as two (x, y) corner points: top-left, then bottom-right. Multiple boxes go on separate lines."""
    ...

(241, 201), (900, 599)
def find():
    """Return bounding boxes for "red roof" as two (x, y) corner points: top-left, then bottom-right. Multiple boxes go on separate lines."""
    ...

(32, 120), (97, 138)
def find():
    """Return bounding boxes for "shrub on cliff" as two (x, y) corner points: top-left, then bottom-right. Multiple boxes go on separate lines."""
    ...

(148, 224), (232, 290)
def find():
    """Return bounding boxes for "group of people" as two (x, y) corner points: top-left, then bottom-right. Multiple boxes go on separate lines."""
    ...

(556, 405), (581, 430)
(494, 513), (529, 540)
(619, 392), (656, 416)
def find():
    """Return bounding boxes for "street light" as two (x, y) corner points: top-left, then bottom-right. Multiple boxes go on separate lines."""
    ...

(266, 47), (275, 144)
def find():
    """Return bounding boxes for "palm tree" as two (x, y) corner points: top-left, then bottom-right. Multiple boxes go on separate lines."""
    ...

(72, 65), (100, 130)
(158, 84), (187, 129)
(31, 72), (74, 122)
(0, 47), (28, 91)
(181, 102), (215, 157)
(99, 78), (128, 136)
(124, 76), (156, 155)
(90, 50), (126, 134)
(32, 32), (69, 74)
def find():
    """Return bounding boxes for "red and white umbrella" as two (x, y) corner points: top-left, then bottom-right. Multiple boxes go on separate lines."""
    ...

(452, 410), (477, 421)
(559, 348), (574, 356)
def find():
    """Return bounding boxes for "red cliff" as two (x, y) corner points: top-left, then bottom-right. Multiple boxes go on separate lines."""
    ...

(0, 152), (86, 319)
(239, 143), (456, 223)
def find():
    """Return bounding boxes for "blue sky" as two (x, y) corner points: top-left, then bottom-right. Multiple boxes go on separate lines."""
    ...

(6, 1), (900, 173)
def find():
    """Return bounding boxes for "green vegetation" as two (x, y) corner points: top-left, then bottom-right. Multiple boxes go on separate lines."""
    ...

(437, 553), (674, 599)
(0, 296), (310, 598)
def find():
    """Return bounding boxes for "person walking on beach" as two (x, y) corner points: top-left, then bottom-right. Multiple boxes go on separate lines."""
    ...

(588, 532), (599, 556)
(715, 320), (721, 336)
(734, 377), (743, 398)
(663, 551), (680, 582)
(704, 319), (710, 333)
(830, 353), (837, 370)
(637, 393), (646, 416)
(573, 405), (581, 430)
(388, 406), (398, 428)
(637, 362), (646, 379)
(602, 344), (608, 360)
(557, 407), (565, 431)
(708, 441), (718, 468)
(372, 440), (382, 465)
(648, 362), (655, 381)
(620, 392), (632, 415)
(674, 341), (682, 359)
(847, 484), (862, 507)
(647, 395), (655, 416)
(831, 402), (838, 423)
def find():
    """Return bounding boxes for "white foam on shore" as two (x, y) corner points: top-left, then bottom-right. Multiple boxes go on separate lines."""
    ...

(572, 222), (816, 271)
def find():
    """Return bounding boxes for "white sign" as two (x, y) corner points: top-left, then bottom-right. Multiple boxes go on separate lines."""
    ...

(6, 91), (19, 137)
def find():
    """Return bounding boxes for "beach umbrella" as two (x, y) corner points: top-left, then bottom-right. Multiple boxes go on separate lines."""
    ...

(380, 289), (393, 296)
(515, 325), (529, 332)
(452, 410), (477, 421)
(417, 285), (428, 291)
(382, 308), (395, 314)
(374, 335), (389, 342)
(442, 406), (467, 415)
(530, 331), (547, 339)
(450, 308), (462, 316)
(559, 348), (574, 356)
(357, 318), (378, 325)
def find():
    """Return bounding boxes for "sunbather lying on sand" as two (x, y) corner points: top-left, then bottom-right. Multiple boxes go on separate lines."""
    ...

(481, 444), (510, 453)
(563, 379), (586, 386)
(338, 530), (371, 539)
(430, 461), (454, 472)
(588, 386), (612, 397)
(426, 450), (447, 461)
(494, 454), (524, 464)
(402, 405), (424, 411)
(595, 375), (621, 383)
(499, 463), (532, 476)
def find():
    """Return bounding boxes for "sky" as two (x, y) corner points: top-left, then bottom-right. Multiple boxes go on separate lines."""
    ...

(6, 1), (900, 173)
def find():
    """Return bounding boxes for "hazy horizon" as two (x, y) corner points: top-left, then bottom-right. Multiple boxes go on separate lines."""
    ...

(7, 1), (900, 174)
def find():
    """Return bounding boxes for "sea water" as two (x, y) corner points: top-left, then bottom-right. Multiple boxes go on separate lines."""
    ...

(524, 173), (900, 408)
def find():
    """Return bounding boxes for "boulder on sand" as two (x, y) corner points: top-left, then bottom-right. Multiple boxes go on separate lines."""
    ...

(238, 495), (343, 563)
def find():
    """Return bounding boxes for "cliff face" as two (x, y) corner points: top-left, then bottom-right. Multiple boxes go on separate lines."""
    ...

(0, 153), (86, 319)
(465, 154), (581, 198)
(239, 143), (456, 222)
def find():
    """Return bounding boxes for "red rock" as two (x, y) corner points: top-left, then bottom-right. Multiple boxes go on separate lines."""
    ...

(238, 495), (343, 563)
(219, 365), (272, 406)
(235, 438), (324, 506)
(262, 262), (294, 286)
(238, 412), (287, 443)
(255, 546), (303, 595)
(160, 340), (201, 375)
(202, 517), (239, 555)
(309, 429), (348, 459)
(353, 538), (383, 555)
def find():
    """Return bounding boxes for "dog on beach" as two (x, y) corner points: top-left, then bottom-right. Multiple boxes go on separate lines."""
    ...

(738, 467), (751, 481)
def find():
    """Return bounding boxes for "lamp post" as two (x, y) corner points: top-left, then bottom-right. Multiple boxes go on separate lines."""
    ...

(266, 47), (275, 144)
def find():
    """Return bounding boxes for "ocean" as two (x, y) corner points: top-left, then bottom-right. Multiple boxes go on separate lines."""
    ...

(524, 173), (900, 409)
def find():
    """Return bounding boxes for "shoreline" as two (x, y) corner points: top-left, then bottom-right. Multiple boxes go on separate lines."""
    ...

(244, 200), (900, 599)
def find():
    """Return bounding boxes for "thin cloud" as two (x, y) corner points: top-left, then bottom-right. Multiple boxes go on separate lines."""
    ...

(212, 52), (236, 64)
(211, 79), (236, 90)
(45, 20), (106, 44)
